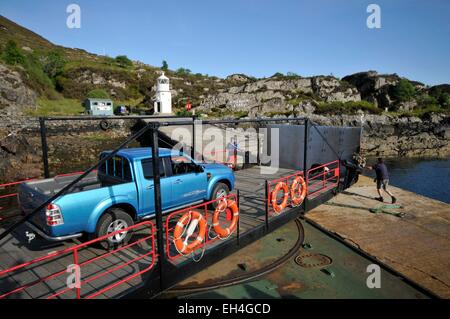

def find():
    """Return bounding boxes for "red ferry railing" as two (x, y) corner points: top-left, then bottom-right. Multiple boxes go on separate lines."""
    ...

(265, 160), (340, 216)
(306, 160), (340, 198)
(0, 177), (38, 200)
(0, 220), (156, 299)
(266, 170), (305, 217)
(165, 193), (238, 261)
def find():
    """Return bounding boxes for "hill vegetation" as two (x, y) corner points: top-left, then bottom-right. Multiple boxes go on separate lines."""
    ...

(0, 15), (449, 119)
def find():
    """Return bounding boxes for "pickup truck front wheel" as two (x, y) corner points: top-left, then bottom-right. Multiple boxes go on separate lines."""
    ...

(96, 208), (134, 248)
(210, 182), (230, 209)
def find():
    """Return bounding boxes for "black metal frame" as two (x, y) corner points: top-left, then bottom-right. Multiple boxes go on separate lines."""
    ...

(3, 115), (351, 298)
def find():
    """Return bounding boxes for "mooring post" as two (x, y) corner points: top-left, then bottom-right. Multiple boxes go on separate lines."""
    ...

(151, 124), (166, 290)
(39, 117), (50, 178)
(302, 118), (309, 213)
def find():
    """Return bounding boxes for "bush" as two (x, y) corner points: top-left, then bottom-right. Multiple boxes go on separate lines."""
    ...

(161, 60), (168, 71)
(315, 101), (382, 115)
(175, 68), (192, 76)
(115, 55), (132, 68)
(391, 79), (416, 102)
(86, 89), (110, 99)
(399, 104), (448, 118)
(2, 40), (25, 65)
(416, 93), (438, 108)
(175, 108), (192, 117)
(43, 50), (66, 80)
(286, 72), (299, 77)
(23, 53), (54, 93)
(438, 92), (450, 109)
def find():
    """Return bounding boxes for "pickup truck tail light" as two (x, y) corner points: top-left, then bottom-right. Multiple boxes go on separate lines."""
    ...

(46, 204), (64, 226)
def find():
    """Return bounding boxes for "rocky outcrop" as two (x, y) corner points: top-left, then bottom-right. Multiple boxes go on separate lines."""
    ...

(0, 133), (41, 181)
(0, 63), (37, 114)
(342, 71), (429, 110)
(226, 74), (252, 83)
(311, 76), (360, 102)
(198, 76), (361, 116)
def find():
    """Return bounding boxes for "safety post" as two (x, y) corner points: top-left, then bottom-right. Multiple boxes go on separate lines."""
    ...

(150, 124), (167, 290)
(39, 117), (50, 178)
(302, 118), (309, 213)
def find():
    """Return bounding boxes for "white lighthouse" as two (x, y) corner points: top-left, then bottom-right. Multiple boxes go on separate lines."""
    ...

(153, 72), (172, 114)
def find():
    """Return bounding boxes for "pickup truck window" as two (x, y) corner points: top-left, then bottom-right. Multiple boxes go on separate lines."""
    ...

(99, 155), (132, 182)
(171, 155), (198, 176)
(141, 158), (166, 180)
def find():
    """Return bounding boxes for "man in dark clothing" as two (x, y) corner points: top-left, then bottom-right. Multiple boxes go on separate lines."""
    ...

(367, 158), (397, 203)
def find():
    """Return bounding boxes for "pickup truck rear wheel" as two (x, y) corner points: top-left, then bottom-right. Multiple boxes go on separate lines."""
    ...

(210, 182), (230, 209)
(96, 208), (134, 249)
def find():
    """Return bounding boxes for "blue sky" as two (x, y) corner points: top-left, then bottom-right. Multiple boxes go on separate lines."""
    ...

(1, 0), (449, 85)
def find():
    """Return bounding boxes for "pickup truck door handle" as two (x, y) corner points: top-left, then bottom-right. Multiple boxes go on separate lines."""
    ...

(145, 185), (154, 190)
(174, 179), (183, 185)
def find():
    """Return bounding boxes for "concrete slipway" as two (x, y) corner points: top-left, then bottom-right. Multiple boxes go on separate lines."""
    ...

(167, 176), (449, 299)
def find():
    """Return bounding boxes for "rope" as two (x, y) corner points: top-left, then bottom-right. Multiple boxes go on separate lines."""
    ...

(324, 201), (405, 218)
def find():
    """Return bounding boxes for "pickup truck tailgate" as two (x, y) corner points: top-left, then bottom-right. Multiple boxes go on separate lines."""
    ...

(18, 182), (50, 230)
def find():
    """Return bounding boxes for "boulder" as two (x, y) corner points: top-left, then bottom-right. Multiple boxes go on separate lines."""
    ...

(342, 71), (400, 109)
(0, 63), (37, 112)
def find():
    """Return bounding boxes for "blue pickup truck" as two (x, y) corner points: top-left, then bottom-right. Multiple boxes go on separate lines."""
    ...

(18, 148), (235, 245)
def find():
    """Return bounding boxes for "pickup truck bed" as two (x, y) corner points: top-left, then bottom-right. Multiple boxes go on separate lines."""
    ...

(24, 172), (100, 197)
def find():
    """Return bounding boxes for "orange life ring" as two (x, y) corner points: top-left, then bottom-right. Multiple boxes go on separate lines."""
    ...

(290, 176), (307, 206)
(212, 199), (239, 238)
(173, 210), (207, 254)
(271, 181), (289, 214)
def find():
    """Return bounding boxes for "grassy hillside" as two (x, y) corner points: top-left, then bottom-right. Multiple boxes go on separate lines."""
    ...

(0, 15), (231, 115)
(1, 15), (448, 118)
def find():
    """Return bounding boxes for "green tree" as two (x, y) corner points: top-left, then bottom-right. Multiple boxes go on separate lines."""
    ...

(161, 60), (168, 71)
(115, 55), (133, 68)
(2, 40), (25, 65)
(391, 79), (416, 102)
(175, 67), (192, 76)
(87, 89), (110, 99)
(43, 50), (66, 79)
(438, 92), (450, 108)
(416, 93), (438, 108)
